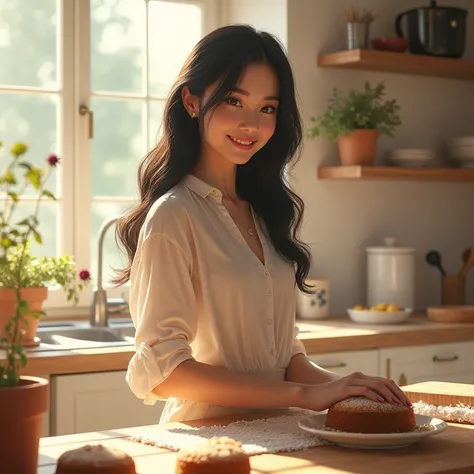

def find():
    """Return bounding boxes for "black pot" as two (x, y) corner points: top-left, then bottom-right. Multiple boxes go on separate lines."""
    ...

(395, 0), (468, 58)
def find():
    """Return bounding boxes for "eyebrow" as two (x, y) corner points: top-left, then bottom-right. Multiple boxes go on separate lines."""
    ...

(231, 87), (279, 101)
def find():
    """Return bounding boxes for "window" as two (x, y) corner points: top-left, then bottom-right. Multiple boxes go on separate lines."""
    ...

(0, 0), (218, 312)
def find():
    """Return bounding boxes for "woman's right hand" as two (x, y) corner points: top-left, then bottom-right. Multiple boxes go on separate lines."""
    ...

(298, 371), (412, 412)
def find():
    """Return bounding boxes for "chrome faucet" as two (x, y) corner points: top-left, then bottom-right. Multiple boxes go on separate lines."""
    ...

(90, 216), (129, 327)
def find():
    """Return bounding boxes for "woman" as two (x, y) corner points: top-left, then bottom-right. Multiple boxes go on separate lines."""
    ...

(115, 24), (411, 423)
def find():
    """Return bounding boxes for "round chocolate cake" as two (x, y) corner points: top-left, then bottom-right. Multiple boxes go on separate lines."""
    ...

(325, 397), (416, 434)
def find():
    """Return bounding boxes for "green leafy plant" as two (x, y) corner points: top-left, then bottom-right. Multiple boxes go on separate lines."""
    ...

(0, 243), (90, 303)
(0, 141), (91, 387)
(308, 82), (402, 142)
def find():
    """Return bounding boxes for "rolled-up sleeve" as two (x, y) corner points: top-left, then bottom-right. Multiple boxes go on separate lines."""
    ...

(291, 324), (307, 358)
(126, 233), (197, 405)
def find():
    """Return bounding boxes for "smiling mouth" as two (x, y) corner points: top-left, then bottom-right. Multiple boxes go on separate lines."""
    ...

(227, 135), (257, 150)
(228, 135), (254, 145)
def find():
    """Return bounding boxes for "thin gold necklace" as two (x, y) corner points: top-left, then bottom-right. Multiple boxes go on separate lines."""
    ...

(221, 194), (256, 237)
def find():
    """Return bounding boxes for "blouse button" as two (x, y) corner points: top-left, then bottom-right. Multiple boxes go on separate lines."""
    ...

(267, 318), (273, 325)
(264, 269), (269, 276)
(270, 349), (275, 355)
(267, 290), (272, 296)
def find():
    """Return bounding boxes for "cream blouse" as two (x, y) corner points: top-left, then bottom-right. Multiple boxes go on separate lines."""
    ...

(126, 174), (306, 423)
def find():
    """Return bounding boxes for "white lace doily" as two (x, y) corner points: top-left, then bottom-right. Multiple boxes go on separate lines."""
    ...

(131, 410), (327, 455)
(131, 403), (474, 455)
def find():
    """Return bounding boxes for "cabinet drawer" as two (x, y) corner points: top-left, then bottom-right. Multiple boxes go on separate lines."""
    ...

(381, 342), (474, 375)
(380, 342), (474, 386)
(308, 350), (379, 376)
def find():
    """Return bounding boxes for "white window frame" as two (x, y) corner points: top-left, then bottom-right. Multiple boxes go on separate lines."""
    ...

(0, 1), (76, 312)
(43, 0), (221, 316)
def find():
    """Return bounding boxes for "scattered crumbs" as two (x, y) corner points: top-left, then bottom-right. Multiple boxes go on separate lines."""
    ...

(414, 424), (435, 432)
(323, 426), (345, 433)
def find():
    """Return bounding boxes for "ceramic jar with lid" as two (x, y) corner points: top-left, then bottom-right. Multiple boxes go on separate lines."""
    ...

(366, 237), (415, 309)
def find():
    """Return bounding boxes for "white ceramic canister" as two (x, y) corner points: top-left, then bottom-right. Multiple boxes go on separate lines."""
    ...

(366, 237), (415, 309)
(296, 278), (330, 320)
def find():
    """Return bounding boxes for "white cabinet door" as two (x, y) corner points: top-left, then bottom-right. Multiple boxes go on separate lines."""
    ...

(308, 350), (380, 377)
(39, 374), (50, 437)
(50, 370), (166, 436)
(380, 342), (474, 387)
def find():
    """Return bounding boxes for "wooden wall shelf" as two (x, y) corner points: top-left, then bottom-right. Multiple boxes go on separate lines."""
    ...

(317, 49), (474, 81)
(317, 166), (474, 182)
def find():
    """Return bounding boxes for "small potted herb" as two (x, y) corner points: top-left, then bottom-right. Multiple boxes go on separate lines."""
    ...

(0, 141), (91, 474)
(308, 82), (401, 166)
(0, 243), (91, 347)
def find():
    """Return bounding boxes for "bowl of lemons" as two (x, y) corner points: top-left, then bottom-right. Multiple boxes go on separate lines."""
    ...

(347, 304), (413, 325)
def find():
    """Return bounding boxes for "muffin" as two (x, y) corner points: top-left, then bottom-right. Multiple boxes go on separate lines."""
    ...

(325, 396), (416, 434)
(55, 444), (136, 474)
(175, 436), (251, 474)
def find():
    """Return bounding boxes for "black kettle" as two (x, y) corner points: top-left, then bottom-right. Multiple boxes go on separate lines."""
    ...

(395, 1), (468, 58)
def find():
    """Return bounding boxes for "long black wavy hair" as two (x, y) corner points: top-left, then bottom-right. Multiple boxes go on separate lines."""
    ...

(114, 24), (312, 293)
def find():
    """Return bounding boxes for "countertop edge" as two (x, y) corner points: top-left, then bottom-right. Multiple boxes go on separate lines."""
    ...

(18, 316), (474, 376)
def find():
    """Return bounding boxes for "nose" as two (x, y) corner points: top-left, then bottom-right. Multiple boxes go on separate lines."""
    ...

(239, 110), (259, 132)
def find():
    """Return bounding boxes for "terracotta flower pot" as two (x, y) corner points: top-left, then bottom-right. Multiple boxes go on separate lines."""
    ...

(0, 376), (49, 474)
(337, 129), (379, 166)
(0, 287), (48, 347)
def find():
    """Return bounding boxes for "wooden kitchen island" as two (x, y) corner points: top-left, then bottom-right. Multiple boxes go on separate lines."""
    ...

(38, 408), (474, 474)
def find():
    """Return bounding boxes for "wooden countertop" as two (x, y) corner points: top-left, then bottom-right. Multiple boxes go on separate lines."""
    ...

(18, 314), (474, 377)
(38, 401), (474, 473)
(297, 313), (474, 353)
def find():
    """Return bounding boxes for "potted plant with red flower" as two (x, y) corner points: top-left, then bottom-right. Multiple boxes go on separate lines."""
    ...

(0, 141), (91, 474)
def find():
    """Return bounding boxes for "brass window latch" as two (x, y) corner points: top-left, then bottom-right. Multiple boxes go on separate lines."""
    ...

(79, 104), (94, 139)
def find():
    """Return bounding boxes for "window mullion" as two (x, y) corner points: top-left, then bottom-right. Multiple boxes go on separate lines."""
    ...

(60, 0), (76, 258)
(73, 0), (92, 306)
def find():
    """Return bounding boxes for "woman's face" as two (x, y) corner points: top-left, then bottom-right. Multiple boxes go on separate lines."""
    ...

(200, 63), (280, 166)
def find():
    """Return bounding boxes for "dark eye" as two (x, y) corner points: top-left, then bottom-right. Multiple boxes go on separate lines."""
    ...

(225, 97), (241, 107)
(261, 105), (277, 114)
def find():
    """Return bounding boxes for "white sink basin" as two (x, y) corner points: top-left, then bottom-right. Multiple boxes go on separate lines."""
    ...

(36, 322), (135, 349)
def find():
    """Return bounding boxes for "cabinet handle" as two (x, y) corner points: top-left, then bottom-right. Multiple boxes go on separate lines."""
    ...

(319, 362), (347, 369)
(433, 354), (459, 363)
(398, 373), (407, 386)
(386, 358), (391, 379)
